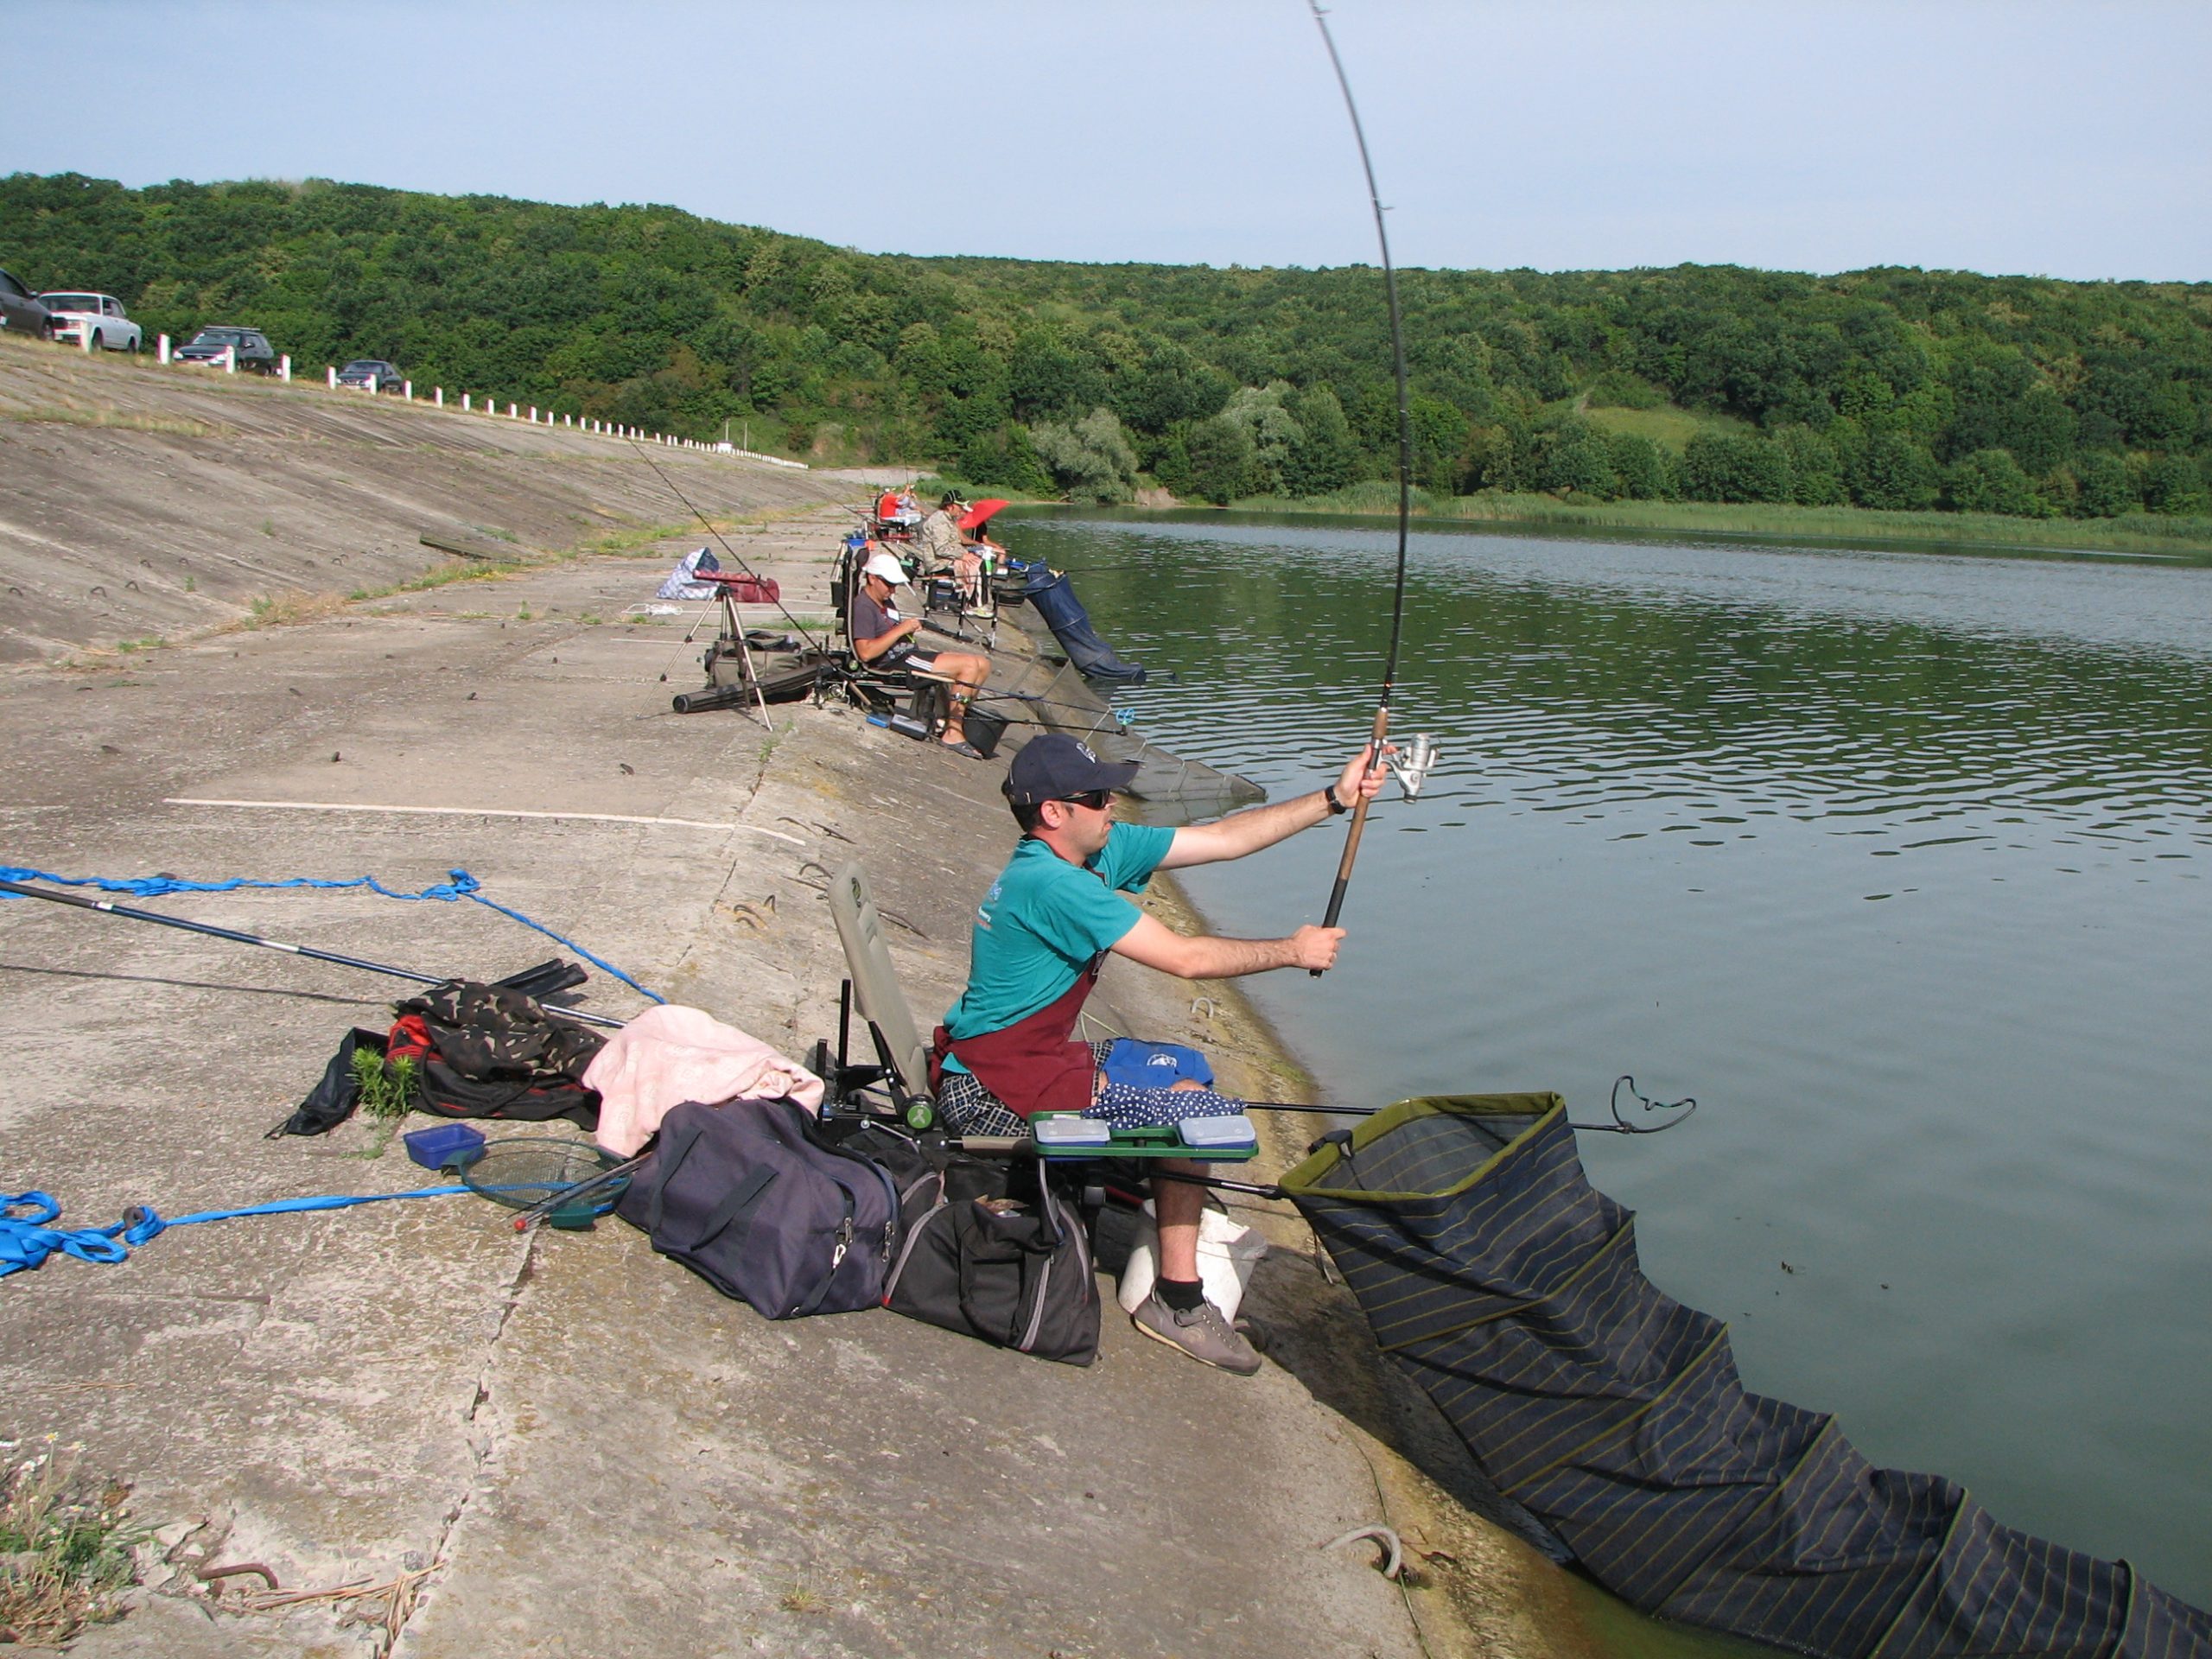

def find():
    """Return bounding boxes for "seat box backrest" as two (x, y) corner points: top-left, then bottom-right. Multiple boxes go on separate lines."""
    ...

(828, 861), (931, 1097)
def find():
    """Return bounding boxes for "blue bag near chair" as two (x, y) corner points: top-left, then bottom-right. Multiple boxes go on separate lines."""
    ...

(1099, 1039), (1215, 1090)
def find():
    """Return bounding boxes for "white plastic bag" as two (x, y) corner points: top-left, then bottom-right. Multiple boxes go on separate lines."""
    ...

(1116, 1200), (1269, 1321)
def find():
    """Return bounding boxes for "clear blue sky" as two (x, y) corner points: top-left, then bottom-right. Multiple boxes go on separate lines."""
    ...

(4, 0), (2208, 283)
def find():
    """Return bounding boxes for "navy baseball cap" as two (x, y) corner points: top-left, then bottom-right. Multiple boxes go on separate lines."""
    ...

(1002, 734), (1141, 805)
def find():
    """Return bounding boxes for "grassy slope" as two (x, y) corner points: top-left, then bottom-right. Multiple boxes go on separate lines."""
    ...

(1578, 403), (1749, 446)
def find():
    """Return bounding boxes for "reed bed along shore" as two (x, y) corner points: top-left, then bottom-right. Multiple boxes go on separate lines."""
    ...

(1228, 481), (2212, 558)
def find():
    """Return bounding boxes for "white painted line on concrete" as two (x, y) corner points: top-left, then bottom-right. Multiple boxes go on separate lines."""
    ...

(163, 798), (805, 843)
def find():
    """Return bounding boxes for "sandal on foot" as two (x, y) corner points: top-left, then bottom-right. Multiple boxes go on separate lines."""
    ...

(941, 739), (986, 760)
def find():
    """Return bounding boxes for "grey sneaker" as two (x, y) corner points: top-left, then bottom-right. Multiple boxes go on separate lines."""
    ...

(1131, 1290), (1262, 1375)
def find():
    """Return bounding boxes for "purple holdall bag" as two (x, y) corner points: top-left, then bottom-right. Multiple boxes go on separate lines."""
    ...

(617, 1098), (899, 1319)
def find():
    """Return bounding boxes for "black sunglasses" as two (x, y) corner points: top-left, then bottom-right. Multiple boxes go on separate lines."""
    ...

(1058, 790), (1112, 810)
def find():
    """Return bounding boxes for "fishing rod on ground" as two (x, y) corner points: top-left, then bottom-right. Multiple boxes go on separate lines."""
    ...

(623, 435), (830, 652)
(1306, 1), (1440, 976)
(0, 878), (626, 1030)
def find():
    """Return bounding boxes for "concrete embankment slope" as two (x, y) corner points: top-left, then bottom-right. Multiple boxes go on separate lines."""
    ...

(0, 364), (1587, 1656)
(0, 329), (848, 664)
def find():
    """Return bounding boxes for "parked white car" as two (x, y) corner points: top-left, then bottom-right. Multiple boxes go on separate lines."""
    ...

(38, 292), (143, 353)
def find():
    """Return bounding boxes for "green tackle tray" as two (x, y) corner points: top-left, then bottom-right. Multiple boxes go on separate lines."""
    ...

(1028, 1113), (1259, 1163)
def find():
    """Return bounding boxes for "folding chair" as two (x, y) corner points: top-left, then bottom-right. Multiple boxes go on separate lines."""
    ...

(820, 537), (957, 735)
(816, 859), (938, 1129)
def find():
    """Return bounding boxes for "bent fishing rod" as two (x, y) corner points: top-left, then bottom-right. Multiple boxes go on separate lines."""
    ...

(0, 878), (625, 1029)
(1306, 1), (1436, 973)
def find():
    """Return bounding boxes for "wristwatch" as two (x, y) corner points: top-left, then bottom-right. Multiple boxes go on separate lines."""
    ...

(1323, 783), (1350, 817)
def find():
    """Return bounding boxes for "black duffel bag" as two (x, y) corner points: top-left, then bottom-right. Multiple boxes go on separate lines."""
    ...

(619, 1099), (900, 1320)
(388, 980), (604, 1127)
(844, 1122), (1099, 1366)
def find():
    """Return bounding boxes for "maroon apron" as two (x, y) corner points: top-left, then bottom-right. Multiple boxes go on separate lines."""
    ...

(930, 957), (1102, 1119)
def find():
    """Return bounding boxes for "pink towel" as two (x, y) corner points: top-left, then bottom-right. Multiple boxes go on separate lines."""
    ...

(585, 1004), (825, 1156)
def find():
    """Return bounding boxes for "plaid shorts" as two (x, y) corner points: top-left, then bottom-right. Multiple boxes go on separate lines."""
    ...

(938, 1041), (1244, 1137)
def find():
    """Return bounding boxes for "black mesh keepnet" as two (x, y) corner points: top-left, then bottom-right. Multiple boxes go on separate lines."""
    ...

(1280, 1095), (2212, 1659)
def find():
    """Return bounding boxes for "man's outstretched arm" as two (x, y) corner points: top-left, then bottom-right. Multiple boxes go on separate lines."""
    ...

(1159, 744), (1390, 870)
(1109, 912), (1344, 978)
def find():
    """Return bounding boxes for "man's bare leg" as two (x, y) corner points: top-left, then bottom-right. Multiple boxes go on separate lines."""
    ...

(1154, 1158), (1206, 1281)
(1153, 1074), (1211, 1279)
(937, 652), (991, 747)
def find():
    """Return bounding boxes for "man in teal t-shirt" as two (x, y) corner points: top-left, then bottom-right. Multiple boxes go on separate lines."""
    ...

(934, 733), (1389, 1374)
(940, 817), (1177, 1055)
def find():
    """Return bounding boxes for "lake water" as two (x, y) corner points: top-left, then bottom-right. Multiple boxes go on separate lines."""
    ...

(1012, 510), (2212, 1613)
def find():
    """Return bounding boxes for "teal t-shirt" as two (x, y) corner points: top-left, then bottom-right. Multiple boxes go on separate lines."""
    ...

(942, 823), (1176, 1058)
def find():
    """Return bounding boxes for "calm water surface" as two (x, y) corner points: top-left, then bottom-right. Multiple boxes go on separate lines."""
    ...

(1014, 512), (2212, 1611)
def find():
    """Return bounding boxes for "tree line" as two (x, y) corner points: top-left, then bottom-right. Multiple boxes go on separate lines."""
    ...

(4, 171), (2208, 520)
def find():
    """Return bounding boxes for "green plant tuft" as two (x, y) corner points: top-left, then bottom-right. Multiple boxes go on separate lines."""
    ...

(352, 1048), (419, 1121)
(0, 1440), (138, 1646)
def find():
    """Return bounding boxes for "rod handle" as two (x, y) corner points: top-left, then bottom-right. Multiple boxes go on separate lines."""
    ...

(1310, 715), (1390, 976)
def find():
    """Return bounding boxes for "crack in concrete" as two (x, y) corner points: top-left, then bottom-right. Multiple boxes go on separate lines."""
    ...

(385, 1228), (542, 1656)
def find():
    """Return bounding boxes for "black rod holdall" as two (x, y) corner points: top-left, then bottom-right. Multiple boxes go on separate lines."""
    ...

(617, 1099), (899, 1320)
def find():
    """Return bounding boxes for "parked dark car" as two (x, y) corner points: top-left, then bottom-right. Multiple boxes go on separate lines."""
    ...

(0, 266), (55, 339)
(336, 358), (404, 392)
(175, 326), (276, 372)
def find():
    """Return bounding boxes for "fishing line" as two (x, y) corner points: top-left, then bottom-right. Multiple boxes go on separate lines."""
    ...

(1236, 1077), (1699, 1136)
(1307, 0), (1420, 972)
(1589, 1074), (1698, 1135)
(622, 435), (829, 650)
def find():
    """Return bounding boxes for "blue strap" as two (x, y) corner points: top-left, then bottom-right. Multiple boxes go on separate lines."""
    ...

(3, 1185), (471, 1279)
(0, 864), (480, 903)
(0, 864), (663, 1003)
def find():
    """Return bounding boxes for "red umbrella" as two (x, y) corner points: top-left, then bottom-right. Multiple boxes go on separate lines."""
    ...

(957, 498), (1009, 531)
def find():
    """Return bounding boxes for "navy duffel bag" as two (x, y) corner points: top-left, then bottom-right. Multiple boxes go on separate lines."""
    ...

(618, 1098), (900, 1319)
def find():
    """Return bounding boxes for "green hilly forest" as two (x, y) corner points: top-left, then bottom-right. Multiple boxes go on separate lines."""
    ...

(5, 171), (2210, 526)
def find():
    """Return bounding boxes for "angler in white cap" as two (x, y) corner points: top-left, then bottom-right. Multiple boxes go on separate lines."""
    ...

(850, 549), (994, 757)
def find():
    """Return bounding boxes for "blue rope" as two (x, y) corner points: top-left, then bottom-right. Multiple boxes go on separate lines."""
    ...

(0, 864), (664, 1003)
(3, 1185), (471, 1279)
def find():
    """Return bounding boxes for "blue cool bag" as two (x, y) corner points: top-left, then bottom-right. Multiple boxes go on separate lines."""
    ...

(1100, 1039), (1215, 1090)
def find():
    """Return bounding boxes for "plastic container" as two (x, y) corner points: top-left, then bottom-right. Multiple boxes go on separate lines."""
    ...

(864, 710), (932, 741)
(1032, 1114), (1113, 1148)
(1177, 1115), (1257, 1151)
(403, 1122), (486, 1172)
(963, 706), (1008, 758)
